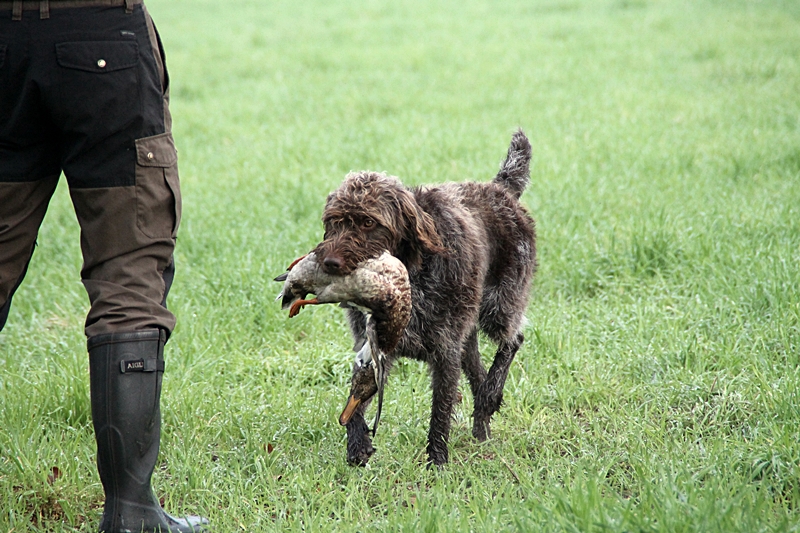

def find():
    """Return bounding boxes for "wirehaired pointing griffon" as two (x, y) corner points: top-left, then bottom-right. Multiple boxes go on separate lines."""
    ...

(316, 130), (537, 467)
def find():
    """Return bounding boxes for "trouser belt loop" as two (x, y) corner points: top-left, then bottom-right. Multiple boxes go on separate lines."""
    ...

(124, 0), (133, 14)
(12, 0), (21, 20)
(39, 0), (49, 19)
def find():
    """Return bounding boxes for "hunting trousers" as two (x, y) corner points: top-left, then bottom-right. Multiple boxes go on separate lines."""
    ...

(0, 0), (180, 337)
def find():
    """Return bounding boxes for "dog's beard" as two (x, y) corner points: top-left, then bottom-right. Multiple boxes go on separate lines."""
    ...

(314, 229), (396, 275)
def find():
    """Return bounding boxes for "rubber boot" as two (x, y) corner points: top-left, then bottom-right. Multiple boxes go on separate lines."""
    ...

(88, 329), (208, 533)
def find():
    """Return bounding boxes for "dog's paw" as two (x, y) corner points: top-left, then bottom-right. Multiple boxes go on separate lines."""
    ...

(346, 416), (375, 466)
(426, 441), (449, 466)
(347, 440), (375, 466)
(472, 416), (492, 442)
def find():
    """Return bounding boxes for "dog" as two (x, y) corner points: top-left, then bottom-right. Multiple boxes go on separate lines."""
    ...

(314, 130), (537, 466)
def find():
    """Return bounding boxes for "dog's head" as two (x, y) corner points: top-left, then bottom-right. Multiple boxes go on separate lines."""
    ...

(313, 171), (443, 275)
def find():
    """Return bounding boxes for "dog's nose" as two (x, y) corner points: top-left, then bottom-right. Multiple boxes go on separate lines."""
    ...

(323, 256), (343, 273)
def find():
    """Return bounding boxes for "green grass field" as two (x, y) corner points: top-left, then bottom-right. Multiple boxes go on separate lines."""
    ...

(2, 0), (800, 530)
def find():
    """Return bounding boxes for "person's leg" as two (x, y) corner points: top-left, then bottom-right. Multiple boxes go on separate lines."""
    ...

(45, 2), (180, 337)
(0, 179), (59, 331)
(89, 329), (207, 533)
(0, 3), (63, 332)
(19, 2), (204, 530)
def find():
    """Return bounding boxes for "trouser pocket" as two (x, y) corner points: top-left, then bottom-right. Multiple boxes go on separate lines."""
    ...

(135, 132), (180, 239)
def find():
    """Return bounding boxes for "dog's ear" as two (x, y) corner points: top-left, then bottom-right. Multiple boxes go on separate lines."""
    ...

(395, 189), (444, 269)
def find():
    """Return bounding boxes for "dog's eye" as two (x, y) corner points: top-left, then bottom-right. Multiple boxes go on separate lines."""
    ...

(362, 218), (375, 229)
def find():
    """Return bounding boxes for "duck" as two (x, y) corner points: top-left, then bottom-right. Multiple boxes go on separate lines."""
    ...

(275, 251), (411, 435)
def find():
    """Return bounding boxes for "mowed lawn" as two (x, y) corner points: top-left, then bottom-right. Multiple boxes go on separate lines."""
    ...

(2, 0), (800, 531)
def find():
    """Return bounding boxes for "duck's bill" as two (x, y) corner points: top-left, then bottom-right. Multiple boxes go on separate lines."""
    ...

(339, 395), (361, 425)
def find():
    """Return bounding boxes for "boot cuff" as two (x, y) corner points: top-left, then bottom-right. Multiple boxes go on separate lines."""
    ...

(87, 329), (165, 351)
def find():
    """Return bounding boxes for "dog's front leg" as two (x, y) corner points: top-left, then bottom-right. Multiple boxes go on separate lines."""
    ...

(343, 359), (387, 466)
(426, 353), (461, 466)
(343, 363), (376, 466)
(345, 408), (375, 466)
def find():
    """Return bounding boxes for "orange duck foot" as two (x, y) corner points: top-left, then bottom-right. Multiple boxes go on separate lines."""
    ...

(289, 297), (319, 318)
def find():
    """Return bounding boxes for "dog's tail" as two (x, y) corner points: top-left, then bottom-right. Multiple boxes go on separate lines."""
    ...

(492, 129), (531, 199)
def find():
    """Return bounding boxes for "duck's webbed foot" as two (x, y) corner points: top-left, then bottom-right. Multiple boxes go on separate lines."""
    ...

(288, 297), (320, 318)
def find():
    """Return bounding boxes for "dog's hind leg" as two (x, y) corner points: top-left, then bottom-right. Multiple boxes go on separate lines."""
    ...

(427, 352), (462, 466)
(460, 328), (487, 406)
(472, 332), (523, 441)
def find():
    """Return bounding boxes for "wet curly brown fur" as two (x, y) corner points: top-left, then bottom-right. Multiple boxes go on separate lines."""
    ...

(315, 130), (537, 466)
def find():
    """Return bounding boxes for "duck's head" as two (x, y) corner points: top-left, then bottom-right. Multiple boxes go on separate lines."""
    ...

(339, 362), (379, 426)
